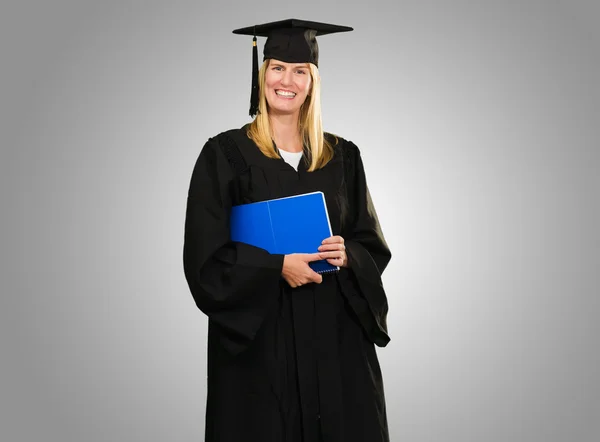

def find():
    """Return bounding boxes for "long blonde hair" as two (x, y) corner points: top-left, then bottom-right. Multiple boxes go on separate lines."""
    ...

(246, 59), (337, 171)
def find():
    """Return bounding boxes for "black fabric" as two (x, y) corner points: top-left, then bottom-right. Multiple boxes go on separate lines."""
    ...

(220, 133), (248, 175)
(232, 19), (353, 66)
(183, 125), (391, 441)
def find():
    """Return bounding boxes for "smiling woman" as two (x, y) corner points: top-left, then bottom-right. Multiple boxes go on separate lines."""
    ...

(248, 57), (328, 165)
(183, 18), (392, 442)
(265, 60), (312, 118)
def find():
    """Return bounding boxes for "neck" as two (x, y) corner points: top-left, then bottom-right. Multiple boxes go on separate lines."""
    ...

(270, 113), (303, 153)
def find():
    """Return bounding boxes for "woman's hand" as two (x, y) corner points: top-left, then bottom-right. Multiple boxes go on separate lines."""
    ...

(318, 235), (349, 268)
(282, 253), (324, 288)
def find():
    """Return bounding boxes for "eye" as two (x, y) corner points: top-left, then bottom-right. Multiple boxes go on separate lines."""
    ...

(272, 66), (283, 71)
(296, 70), (306, 74)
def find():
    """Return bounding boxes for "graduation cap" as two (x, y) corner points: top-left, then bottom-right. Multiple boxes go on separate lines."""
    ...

(232, 19), (353, 116)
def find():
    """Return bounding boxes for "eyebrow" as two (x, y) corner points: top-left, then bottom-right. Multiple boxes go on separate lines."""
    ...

(271, 63), (310, 69)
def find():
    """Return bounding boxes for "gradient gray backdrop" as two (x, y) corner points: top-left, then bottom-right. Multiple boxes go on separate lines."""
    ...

(2, 1), (599, 441)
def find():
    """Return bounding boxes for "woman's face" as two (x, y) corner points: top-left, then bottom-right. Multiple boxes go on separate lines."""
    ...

(264, 59), (312, 116)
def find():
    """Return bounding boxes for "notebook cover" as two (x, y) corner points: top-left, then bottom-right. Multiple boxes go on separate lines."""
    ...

(230, 191), (339, 274)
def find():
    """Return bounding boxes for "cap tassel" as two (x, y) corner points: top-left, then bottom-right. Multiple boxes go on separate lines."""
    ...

(249, 35), (259, 117)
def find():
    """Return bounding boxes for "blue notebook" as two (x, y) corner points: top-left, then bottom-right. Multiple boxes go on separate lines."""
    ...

(230, 191), (339, 274)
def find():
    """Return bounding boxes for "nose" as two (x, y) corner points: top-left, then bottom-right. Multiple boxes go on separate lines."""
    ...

(280, 69), (293, 87)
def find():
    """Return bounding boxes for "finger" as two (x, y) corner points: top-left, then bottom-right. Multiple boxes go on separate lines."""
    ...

(318, 251), (345, 260)
(326, 258), (344, 267)
(304, 267), (322, 283)
(303, 252), (326, 262)
(321, 235), (344, 245)
(318, 243), (345, 252)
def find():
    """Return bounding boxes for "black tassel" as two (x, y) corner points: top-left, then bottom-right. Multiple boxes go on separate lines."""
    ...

(250, 34), (259, 117)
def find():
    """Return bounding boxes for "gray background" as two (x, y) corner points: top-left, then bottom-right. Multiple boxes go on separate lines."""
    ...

(1, 1), (599, 441)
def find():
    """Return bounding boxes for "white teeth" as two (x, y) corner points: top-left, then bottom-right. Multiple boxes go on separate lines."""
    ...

(276, 90), (296, 97)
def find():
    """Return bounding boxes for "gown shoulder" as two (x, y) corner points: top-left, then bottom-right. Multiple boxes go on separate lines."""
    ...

(324, 131), (361, 155)
(324, 132), (363, 175)
(199, 126), (252, 174)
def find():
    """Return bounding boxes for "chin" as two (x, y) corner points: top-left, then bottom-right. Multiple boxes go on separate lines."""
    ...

(267, 102), (298, 115)
(272, 107), (300, 116)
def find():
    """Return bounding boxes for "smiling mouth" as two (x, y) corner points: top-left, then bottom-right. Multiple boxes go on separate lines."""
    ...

(275, 90), (296, 98)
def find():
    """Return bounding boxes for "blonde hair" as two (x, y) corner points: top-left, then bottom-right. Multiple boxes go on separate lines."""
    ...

(247, 59), (337, 171)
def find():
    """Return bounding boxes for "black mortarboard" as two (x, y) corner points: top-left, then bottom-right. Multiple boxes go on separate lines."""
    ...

(232, 19), (353, 116)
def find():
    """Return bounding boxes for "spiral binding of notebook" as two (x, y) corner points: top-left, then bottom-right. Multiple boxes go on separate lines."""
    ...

(310, 260), (340, 274)
(319, 268), (340, 274)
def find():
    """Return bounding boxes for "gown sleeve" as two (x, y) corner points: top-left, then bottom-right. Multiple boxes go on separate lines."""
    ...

(337, 140), (392, 347)
(183, 135), (285, 356)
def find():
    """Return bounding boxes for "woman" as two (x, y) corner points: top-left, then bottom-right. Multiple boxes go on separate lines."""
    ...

(183, 19), (392, 442)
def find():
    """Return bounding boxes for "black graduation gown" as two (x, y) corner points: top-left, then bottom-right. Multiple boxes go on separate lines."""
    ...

(183, 125), (392, 442)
